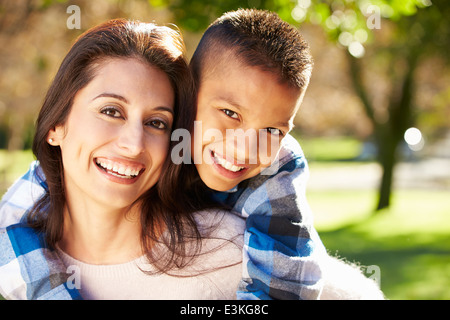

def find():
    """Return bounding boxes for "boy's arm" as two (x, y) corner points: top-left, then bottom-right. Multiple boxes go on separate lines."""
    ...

(319, 255), (384, 300)
(223, 135), (326, 300)
(0, 161), (47, 228)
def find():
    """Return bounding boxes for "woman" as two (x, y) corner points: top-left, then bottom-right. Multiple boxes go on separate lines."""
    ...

(0, 19), (243, 300)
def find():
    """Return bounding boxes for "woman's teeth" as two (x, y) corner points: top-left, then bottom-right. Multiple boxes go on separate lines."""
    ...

(96, 159), (141, 178)
(213, 152), (245, 172)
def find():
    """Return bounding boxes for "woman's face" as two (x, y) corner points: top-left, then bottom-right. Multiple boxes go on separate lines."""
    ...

(49, 57), (174, 211)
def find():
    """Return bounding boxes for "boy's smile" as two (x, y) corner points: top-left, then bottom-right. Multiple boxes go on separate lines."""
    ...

(209, 149), (249, 178)
(193, 55), (304, 191)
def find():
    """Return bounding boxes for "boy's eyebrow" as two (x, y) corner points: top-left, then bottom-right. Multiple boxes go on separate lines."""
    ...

(216, 95), (247, 112)
(275, 120), (292, 129)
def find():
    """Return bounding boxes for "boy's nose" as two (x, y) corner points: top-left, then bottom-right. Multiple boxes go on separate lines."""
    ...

(226, 129), (260, 164)
(224, 129), (280, 166)
(117, 123), (145, 157)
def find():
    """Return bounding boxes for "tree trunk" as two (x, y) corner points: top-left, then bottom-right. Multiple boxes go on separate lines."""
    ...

(347, 51), (417, 212)
(376, 52), (418, 211)
(375, 129), (398, 210)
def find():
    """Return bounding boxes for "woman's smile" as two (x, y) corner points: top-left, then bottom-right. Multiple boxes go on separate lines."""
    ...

(94, 157), (146, 183)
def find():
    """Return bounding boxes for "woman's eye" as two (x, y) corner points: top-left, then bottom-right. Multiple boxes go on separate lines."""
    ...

(148, 119), (168, 130)
(222, 109), (239, 119)
(101, 107), (122, 118)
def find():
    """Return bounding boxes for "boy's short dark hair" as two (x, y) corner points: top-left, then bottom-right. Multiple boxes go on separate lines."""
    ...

(190, 9), (313, 91)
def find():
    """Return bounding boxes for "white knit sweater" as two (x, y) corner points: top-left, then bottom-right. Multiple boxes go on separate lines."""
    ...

(56, 210), (245, 300)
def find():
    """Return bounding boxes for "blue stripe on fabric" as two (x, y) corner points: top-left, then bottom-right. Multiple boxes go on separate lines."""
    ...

(64, 282), (83, 300)
(247, 219), (314, 257)
(242, 280), (272, 300)
(6, 223), (46, 256)
(278, 156), (305, 174)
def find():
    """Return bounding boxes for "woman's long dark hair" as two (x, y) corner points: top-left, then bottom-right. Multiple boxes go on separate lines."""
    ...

(29, 19), (213, 273)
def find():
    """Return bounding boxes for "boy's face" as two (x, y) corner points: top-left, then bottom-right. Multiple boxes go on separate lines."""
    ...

(193, 55), (304, 191)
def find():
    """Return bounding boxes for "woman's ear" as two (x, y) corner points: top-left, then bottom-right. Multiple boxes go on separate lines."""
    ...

(47, 125), (65, 146)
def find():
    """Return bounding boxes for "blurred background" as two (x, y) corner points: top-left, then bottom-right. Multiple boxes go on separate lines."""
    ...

(0, 0), (449, 299)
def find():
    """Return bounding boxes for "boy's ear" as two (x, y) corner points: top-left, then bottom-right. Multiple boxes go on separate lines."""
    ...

(47, 125), (65, 146)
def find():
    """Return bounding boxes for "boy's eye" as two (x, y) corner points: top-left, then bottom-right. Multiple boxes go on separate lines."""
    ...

(101, 107), (122, 118)
(221, 109), (239, 119)
(266, 127), (283, 136)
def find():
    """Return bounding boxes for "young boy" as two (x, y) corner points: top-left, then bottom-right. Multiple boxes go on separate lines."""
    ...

(189, 9), (325, 300)
(188, 10), (382, 300)
(1, 9), (383, 300)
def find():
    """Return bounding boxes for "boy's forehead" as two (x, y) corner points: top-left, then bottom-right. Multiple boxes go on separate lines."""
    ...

(199, 53), (302, 104)
(199, 48), (239, 81)
(202, 48), (303, 93)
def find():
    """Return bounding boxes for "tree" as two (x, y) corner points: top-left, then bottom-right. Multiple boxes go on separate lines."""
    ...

(150, 0), (450, 211)
(287, 0), (450, 210)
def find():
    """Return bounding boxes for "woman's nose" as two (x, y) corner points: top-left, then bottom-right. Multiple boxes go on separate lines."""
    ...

(117, 122), (145, 157)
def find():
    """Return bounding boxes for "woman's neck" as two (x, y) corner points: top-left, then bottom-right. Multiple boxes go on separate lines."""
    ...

(58, 200), (143, 265)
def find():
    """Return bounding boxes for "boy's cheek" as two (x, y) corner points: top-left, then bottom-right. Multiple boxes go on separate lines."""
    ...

(257, 135), (283, 166)
(258, 152), (280, 169)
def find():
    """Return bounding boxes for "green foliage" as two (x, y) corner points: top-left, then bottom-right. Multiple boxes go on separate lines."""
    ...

(151, 0), (448, 60)
(148, 0), (296, 32)
(287, 0), (448, 60)
(39, 0), (70, 10)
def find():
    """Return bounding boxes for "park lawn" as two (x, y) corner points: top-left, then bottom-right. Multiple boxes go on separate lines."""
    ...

(293, 133), (363, 162)
(0, 149), (35, 195)
(309, 189), (450, 300)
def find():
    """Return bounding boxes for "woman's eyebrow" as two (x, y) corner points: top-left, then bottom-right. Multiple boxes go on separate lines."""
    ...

(92, 92), (128, 103)
(93, 93), (173, 115)
(154, 106), (174, 115)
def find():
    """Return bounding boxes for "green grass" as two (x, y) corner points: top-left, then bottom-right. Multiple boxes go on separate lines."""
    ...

(309, 189), (450, 300)
(291, 132), (363, 161)
(293, 135), (450, 299)
(0, 149), (35, 195)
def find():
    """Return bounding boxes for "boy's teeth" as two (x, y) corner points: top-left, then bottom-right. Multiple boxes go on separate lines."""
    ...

(214, 152), (245, 172)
